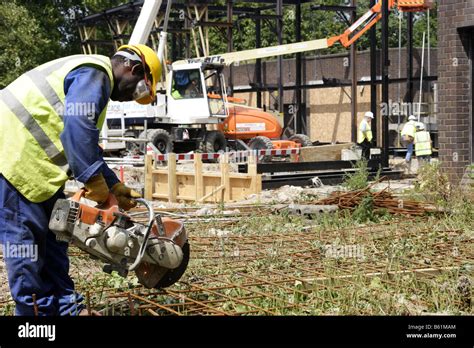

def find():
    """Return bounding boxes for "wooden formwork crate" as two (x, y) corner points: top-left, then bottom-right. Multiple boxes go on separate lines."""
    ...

(144, 153), (262, 203)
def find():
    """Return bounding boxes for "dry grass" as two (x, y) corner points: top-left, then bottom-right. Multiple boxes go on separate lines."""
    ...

(1, 178), (472, 316)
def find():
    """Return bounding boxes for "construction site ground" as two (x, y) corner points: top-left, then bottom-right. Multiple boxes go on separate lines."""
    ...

(0, 161), (473, 316)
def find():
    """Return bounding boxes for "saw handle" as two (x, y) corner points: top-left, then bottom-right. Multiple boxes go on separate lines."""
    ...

(71, 189), (119, 208)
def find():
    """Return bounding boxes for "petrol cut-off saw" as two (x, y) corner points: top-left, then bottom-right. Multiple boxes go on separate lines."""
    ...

(49, 190), (189, 289)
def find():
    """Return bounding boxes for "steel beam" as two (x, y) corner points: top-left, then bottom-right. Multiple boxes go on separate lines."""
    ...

(233, 75), (438, 93)
(251, 159), (383, 174)
(311, 5), (357, 12)
(261, 168), (401, 189)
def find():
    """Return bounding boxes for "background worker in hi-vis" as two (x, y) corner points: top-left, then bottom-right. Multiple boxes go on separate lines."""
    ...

(357, 111), (374, 160)
(414, 122), (433, 164)
(401, 115), (418, 163)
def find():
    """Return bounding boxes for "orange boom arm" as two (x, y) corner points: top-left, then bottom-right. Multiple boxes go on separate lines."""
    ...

(327, 0), (433, 48)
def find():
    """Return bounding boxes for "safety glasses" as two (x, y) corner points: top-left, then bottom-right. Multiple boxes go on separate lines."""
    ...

(132, 50), (154, 102)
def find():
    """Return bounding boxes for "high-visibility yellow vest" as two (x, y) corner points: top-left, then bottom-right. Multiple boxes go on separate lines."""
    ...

(0, 55), (114, 203)
(401, 121), (416, 138)
(415, 130), (432, 156)
(357, 119), (373, 143)
(171, 88), (183, 99)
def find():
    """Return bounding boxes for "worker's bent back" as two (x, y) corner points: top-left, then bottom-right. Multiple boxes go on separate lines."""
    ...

(0, 55), (114, 203)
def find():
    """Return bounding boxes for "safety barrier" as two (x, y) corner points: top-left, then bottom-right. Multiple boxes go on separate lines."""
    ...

(153, 148), (300, 163)
(144, 152), (262, 203)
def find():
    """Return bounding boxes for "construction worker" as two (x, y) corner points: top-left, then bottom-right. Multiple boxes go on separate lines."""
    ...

(184, 70), (203, 98)
(357, 111), (374, 160)
(0, 44), (161, 316)
(171, 70), (189, 99)
(414, 122), (432, 164)
(171, 87), (184, 99)
(401, 115), (417, 163)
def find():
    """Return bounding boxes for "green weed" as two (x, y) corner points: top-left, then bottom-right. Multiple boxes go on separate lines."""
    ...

(343, 159), (370, 191)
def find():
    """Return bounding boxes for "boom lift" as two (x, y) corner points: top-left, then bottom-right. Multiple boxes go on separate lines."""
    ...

(102, 0), (433, 156)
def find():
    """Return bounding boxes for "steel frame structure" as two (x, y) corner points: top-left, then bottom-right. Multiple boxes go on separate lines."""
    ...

(77, 0), (435, 163)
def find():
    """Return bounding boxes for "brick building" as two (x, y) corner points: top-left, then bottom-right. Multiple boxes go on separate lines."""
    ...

(438, 0), (474, 183)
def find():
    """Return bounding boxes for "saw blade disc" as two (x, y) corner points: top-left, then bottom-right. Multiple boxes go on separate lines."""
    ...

(135, 242), (190, 289)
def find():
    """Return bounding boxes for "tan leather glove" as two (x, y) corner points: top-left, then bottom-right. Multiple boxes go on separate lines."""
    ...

(84, 174), (109, 204)
(111, 183), (141, 211)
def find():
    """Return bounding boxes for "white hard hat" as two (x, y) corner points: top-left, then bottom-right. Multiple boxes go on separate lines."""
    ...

(408, 115), (416, 121)
(365, 111), (374, 119)
(416, 122), (426, 131)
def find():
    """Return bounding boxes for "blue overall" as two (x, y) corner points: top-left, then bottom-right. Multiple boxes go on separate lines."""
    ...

(406, 142), (414, 162)
(0, 66), (119, 315)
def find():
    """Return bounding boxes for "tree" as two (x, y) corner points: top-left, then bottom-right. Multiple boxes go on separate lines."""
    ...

(0, 0), (126, 88)
(0, 1), (52, 87)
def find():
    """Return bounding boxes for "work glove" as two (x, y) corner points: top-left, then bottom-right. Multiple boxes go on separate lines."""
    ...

(84, 174), (109, 204)
(111, 183), (142, 211)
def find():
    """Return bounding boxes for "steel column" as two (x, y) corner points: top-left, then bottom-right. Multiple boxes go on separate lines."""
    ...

(370, 0), (378, 145)
(381, 0), (390, 167)
(350, 0), (358, 143)
(227, 0), (234, 94)
(406, 12), (414, 103)
(276, 0), (284, 114)
(256, 9), (262, 108)
(295, 0), (304, 133)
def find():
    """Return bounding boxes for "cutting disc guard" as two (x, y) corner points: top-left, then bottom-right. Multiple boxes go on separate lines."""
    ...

(135, 217), (189, 289)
